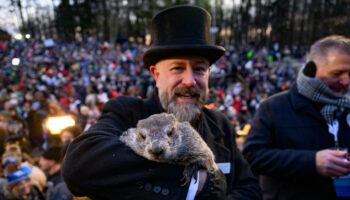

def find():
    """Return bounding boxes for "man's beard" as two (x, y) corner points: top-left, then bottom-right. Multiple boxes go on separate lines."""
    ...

(159, 85), (207, 122)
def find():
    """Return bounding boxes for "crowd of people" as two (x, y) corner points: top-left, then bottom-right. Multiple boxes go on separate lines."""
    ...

(0, 36), (305, 199)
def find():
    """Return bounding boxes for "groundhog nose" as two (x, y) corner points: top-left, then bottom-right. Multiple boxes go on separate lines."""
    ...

(150, 147), (164, 157)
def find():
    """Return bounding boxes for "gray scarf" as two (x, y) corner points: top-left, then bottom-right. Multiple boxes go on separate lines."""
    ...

(296, 62), (350, 124)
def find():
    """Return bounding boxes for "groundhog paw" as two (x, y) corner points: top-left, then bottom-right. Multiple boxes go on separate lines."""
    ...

(181, 163), (200, 186)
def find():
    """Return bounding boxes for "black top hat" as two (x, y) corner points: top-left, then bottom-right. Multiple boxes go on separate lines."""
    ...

(143, 5), (225, 68)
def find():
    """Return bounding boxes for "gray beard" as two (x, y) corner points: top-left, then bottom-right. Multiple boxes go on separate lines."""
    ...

(158, 88), (206, 122)
(167, 100), (201, 122)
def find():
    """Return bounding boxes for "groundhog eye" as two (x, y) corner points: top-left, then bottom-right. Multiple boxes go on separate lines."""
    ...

(139, 132), (146, 140)
(167, 128), (174, 137)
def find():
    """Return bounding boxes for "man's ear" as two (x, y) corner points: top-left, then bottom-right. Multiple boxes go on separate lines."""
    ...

(149, 65), (159, 81)
(303, 61), (317, 77)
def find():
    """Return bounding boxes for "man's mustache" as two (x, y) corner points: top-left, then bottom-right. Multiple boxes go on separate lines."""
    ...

(173, 86), (201, 96)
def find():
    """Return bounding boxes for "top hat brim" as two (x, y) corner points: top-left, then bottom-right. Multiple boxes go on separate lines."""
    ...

(143, 44), (225, 68)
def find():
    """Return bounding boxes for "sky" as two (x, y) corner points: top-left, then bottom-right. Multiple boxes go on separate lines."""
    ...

(0, 0), (54, 34)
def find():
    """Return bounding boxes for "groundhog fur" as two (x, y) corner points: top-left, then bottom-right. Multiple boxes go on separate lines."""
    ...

(119, 113), (218, 184)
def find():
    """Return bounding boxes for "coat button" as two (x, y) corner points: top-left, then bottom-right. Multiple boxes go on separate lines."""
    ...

(144, 183), (152, 191)
(161, 188), (169, 196)
(153, 185), (161, 193)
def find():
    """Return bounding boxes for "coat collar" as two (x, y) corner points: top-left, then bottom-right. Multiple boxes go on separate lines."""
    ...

(144, 89), (165, 115)
(289, 84), (326, 123)
(290, 84), (312, 110)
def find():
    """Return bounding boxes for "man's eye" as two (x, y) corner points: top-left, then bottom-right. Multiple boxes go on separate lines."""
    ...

(194, 67), (207, 74)
(331, 72), (342, 77)
(171, 66), (184, 72)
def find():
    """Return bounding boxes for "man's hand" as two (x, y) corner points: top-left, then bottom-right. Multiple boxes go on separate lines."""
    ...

(194, 169), (227, 199)
(316, 149), (350, 177)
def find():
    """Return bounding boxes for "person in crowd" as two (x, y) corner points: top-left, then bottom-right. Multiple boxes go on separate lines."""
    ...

(39, 145), (72, 200)
(59, 126), (82, 147)
(243, 35), (350, 200)
(62, 5), (261, 200)
(2, 142), (47, 194)
(0, 162), (45, 199)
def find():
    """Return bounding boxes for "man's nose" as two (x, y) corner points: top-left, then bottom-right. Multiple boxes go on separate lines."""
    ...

(181, 69), (196, 87)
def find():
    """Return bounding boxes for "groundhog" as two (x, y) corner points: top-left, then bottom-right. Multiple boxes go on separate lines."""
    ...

(119, 113), (218, 185)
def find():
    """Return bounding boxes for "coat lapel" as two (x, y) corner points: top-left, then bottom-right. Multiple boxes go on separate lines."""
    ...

(144, 89), (165, 116)
(198, 111), (231, 163)
(290, 84), (326, 124)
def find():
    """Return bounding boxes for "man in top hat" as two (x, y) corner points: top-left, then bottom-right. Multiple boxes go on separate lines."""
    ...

(63, 5), (261, 200)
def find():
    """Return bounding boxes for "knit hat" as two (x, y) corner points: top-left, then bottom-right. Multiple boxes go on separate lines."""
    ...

(42, 146), (63, 162)
(6, 165), (31, 184)
(2, 151), (21, 171)
(2, 155), (18, 167)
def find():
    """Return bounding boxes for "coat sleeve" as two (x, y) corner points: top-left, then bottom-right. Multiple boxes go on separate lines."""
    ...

(242, 100), (318, 178)
(62, 103), (138, 198)
(62, 98), (188, 199)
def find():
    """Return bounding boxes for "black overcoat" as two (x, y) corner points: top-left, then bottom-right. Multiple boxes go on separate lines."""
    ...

(63, 91), (261, 200)
(243, 84), (350, 200)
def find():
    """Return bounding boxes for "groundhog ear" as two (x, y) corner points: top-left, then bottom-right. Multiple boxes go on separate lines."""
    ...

(137, 118), (148, 127)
